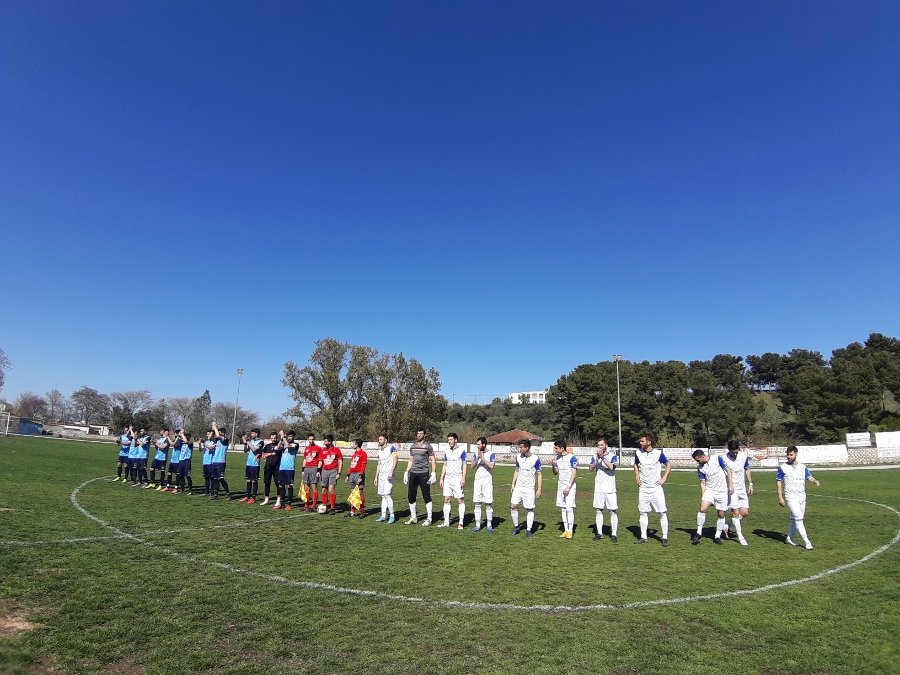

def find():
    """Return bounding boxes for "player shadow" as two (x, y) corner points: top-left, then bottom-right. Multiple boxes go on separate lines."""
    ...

(625, 525), (662, 542)
(675, 527), (725, 542)
(752, 528), (789, 543)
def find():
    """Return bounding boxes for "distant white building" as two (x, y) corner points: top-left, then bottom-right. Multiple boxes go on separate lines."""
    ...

(508, 389), (549, 404)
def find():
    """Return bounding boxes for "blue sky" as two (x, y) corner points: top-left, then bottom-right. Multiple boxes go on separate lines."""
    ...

(1, 2), (898, 419)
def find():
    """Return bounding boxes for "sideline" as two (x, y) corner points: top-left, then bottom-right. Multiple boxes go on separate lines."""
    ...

(59, 477), (900, 613)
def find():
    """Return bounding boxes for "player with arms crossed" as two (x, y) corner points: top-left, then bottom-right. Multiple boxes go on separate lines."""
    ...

(721, 439), (753, 546)
(438, 432), (467, 529)
(589, 438), (619, 543)
(470, 436), (496, 532)
(776, 446), (821, 550)
(691, 449), (734, 545)
(375, 434), (398, 523)
(510, 439), (542, 538)
(259, 431), (281, 506)
(633, 433), (671, 546)
(551, 440), (578, 539)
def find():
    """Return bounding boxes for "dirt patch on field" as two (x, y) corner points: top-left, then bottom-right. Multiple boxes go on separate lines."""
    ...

(0, 613), (40, 636)
(101, 663), (145, 674)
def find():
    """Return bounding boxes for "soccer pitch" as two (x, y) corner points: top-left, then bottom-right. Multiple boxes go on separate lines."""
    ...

(1, 437), (897, 674)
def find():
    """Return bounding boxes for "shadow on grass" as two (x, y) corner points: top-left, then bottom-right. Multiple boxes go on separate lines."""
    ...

(752, 528), (788, 543)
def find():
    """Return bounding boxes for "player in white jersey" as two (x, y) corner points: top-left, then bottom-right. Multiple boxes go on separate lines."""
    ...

(721, 439), (753, 546)
(589, 438), (618, 543)
(633, 433), (672, 546)
(690, 450), (734, 545)
(510, 439), (542, 537)
(438, 433), (468, 529)
(374, 434), (398, 523)
(470, 436), (496, 532)
(776, 446), (821, 550)
(551, 440), (578, 539)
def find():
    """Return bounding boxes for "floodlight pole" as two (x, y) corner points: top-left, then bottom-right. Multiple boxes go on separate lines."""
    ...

(613, 355), (624, 458)
(231, 368), (244, 449)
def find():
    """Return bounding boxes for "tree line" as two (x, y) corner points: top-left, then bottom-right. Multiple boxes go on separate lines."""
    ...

(2, 334), (898, 446)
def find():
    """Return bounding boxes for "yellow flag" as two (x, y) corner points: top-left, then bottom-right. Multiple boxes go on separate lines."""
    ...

(347, 485), (362, 509)
(299, 482), (308, 503)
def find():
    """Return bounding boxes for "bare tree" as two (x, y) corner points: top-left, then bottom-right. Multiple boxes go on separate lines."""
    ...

(45, 389), (71, 423)
(167, 397), (194, 430)
(14, 392), (48, 420)
(212, 402), (261, 438)
(0, 347), (10, 393)
(71, 386), (112, 425)
(110, 390), (154, 416)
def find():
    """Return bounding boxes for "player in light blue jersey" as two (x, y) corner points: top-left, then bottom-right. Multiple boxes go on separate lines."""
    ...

(174, 431), (194, 495)
(209, 422), (231, 500)
(202, 431), (216, 496)
(134, 428), (152, 487)
(148, 429), (171, 489)
(274, 431), (299, 510)
(126, 432), (140, 485)
(240, 428), (264, 504)
(115, 427), (133, 482)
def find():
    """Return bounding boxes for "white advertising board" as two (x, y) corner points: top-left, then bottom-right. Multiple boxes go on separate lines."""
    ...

(875, 431), (900, 448)
(845, 432), (872, 448)
(876, 447), (900, 460)
(795, 444), (848, 464)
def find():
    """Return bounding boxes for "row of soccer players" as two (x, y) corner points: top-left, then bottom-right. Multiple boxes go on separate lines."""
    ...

(114, 427), (820, 547)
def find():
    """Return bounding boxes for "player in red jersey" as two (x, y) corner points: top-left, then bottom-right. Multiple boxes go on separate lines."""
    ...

(346, 438), (368, 517)
(302, 433), (322, 511)
(319, 435), (343, 514)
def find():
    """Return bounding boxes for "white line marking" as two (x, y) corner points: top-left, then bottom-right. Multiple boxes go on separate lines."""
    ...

(58, 478), (899, 612)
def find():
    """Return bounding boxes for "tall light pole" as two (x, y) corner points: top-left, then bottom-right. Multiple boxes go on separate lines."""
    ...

(613, 355), (624, 458)
(231, 368), (244, 449)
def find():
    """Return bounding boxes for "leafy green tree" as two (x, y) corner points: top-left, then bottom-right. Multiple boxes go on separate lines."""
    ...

(283, 339), (445, 440)
(746, 352), (783, 391)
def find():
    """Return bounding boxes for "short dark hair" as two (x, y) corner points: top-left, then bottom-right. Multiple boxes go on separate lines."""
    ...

(286, 430), (296, 437)
(691, 449), (706, 460)
(786, 445), (799, 454)
(183, 432), (192, 441)
(447, 432), (458, 441)
(727, 439), (740, 452)
(517, 439), (532, 448)
(251, 428), (260, 435)
(353, 438), (363, 448)
(324, 433), (335, 442)
(639, 432), (655, 444)
(554, 439), (567, 450)
(476, 436), (487, 444)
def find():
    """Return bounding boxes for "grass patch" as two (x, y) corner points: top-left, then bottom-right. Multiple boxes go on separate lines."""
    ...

(0, 436), (898, 674)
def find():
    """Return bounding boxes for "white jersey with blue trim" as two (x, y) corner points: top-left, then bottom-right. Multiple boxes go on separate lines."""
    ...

(377, 445), (396, 477)
(473, 450), (496, 478)
(722, 451), (750, 492)
(590, 454), (618, 493)
(444, 446), (467, 477)
(514, 454), (542, 490)
(634, 448), (668, 488)
(777, 461), (812, 500)
(698, 455), (729, 494)
(555, 453), (578, 485)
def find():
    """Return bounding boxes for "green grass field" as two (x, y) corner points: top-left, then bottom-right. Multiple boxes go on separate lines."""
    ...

(1, 436), (898, 674)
